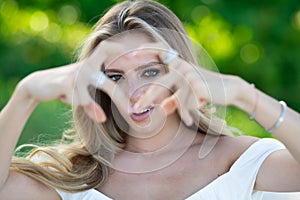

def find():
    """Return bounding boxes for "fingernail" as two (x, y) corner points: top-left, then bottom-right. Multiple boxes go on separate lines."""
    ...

(99, 115), (106, 122)
(94, 105), (106, 122)
(127, 51), (138, 58)
(199, 99), (206, 103)
(199, 99), (207, 107)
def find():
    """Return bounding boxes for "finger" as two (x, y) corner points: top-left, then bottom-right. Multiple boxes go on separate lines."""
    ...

(199, 99), (207, 108)
(133, 69), (181, 111)
(161, 88), (194, 126)
(135, 47), (178, 65)
(76, 83), (107, 122)
(76, 82), (94, 106)
(134, 57), (190, 111)
(132, 42), (169, 56)
(125, 44), (179, 66)
(160, 95), (178, 115)
(180, 109), (194, 126)
(161, 49), (179, 65)
(183, 69), (211, 104)
(90, 71), (108, 90)
(174, 88), (194, 126)
(89, 72), (132, 123)
(83, 102), (107, 122)
(87, 41), (126, 71)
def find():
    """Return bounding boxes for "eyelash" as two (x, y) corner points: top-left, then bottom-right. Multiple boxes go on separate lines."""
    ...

(108, 74), (123, 82)
(107, 68), (161, 82)
(142, 68), (160, 78)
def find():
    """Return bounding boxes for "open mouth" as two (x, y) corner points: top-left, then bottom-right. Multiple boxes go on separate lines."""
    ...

(130, 106), (154, 122)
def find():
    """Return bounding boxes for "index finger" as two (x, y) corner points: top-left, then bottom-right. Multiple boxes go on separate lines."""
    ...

(132, 49), (182, 111)
(133, 70), (181, 112)
(89, 71), (133, 124)
(85, 40), (127, 71)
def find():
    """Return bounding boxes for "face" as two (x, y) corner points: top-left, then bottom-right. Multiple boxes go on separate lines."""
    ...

(103, 32), (174, 137)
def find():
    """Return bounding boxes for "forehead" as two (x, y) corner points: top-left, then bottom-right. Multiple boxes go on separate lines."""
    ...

(104, 32), (160, 71)
(114, 31), (152, 50)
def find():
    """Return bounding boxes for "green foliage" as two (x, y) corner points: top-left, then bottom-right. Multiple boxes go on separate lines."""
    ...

(0, 0), (299, 145)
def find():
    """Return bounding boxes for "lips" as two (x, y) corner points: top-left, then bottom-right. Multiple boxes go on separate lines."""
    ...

(130, 106), (154, 122)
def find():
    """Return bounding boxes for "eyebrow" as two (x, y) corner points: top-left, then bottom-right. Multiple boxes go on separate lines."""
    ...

(104, 62), (164, 74)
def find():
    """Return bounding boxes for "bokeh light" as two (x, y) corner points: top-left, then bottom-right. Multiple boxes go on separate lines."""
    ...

(30, 11), (49, 32)
(58, 5), (79, 25)
(43, 23), (63, 43)
(191, 5), (211, 22)
(292, 10), (300, 30)
(240, 43), (260, 64)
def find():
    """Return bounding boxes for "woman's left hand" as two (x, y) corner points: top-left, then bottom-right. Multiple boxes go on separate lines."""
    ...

(133, 48), (250, 126)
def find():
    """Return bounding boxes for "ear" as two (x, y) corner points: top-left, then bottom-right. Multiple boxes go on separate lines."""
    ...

(161, 95), (178, 115)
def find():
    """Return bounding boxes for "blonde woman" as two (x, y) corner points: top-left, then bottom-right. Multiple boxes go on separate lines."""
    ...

(0, 0), (300, 199)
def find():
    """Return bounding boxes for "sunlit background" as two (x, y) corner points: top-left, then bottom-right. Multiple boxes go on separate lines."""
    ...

(0, 0), (299, 145)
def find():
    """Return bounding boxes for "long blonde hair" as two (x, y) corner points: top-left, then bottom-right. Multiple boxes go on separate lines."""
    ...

(11, 0), (231, 193)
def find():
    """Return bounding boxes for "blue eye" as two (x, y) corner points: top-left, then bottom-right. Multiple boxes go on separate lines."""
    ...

(108, 74), (123, 81)
(142, 69), (160, 77)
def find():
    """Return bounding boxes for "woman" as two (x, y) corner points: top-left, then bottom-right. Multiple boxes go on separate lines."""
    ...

(0, 0), (300, 199)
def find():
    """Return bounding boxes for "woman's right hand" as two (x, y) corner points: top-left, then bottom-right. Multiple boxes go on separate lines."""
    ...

(0, 40), (131, 200)
(16, 41), (127, 122)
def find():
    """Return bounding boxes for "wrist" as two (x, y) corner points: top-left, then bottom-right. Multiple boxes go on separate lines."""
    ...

(232, 78), (256, 115)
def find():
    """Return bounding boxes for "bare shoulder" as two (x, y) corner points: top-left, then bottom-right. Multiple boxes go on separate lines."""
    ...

(0, 170), (61, 200)
(220, 135), (259, 149)
(216, 135), (259, 162)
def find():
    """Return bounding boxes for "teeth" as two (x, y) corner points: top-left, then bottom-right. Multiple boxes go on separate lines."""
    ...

(143, 108), (150, 112)
(136, 108), (150, 114)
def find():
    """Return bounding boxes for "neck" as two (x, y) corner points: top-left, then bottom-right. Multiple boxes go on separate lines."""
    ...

(125, 113), (191, 153)
(113, 114), (200, 173)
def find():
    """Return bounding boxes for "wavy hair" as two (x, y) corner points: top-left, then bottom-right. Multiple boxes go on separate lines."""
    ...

(11, 0), (232, 193)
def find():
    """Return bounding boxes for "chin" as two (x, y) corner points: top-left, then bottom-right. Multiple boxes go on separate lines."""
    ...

(128, 108), (168, 138)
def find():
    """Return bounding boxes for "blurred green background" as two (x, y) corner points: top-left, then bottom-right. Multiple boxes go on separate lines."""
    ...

(0, 0), (299, 146)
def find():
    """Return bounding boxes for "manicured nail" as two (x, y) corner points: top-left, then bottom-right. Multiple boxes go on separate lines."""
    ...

(199, 99), (207, 107)
(127, 51), (138, 58)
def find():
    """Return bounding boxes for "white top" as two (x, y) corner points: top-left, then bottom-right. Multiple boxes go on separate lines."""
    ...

(56, 138), (300, 200)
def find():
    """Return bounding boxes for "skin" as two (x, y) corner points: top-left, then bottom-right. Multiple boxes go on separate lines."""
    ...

(0, 32), (300, 200)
